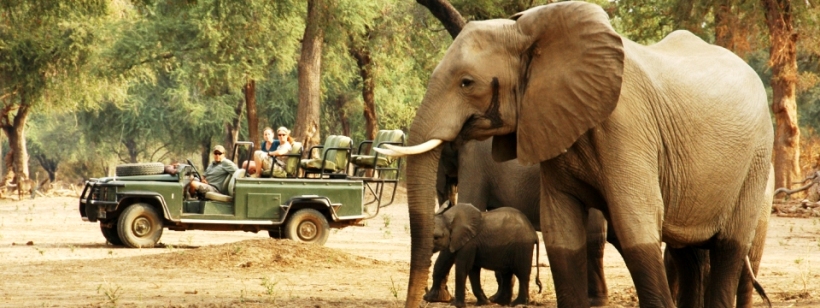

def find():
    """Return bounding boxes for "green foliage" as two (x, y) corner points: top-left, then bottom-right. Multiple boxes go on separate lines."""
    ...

(3, 0), (818, 185)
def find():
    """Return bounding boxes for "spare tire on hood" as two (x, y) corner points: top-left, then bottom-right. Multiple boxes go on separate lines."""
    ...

(116, 162), (165, 176)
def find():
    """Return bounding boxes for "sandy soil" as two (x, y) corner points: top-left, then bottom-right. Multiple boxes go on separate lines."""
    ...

(0, 192), (818, 307)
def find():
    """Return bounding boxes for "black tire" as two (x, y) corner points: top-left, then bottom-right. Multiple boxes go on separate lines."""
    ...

(117, 203), (163, 248)
(100, 222), (123, 246)
(284, 209), (329, 245)
(116, 162), (165, 176)
(268, 227), (284, 239)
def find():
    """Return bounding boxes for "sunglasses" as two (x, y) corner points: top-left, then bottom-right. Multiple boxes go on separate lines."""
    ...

(213, 151), (223, 155)
(278, 134), (285, 136)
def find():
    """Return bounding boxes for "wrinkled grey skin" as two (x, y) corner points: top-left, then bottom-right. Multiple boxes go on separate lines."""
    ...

(430, 139), (774, 308)
(427, 139), (610, 306)
(433, 203), (539, 307)
(400, 3), (773, 307)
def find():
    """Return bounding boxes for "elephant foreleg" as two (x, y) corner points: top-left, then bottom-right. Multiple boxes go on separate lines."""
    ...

(453, 250), (476, 308)
(540, 189), (590, 307)
(468, 267), (490, 306)
(424, 251), (454, 303)
(587, 208), (609, 307)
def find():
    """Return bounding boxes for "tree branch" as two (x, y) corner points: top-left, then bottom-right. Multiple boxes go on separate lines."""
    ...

(416, 0), (466, 39)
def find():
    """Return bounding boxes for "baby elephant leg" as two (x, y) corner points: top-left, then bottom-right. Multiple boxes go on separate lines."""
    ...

(511, 256), (533, 306)
(489, 271), (515, 303)
(424, 251), (454, 303)
(492, 271), (515, 305)
(468, 267), (491, 306)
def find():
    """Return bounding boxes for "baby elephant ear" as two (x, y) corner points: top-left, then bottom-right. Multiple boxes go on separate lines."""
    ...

(448, 203), (482, 252)
(513, 2), (624, 165)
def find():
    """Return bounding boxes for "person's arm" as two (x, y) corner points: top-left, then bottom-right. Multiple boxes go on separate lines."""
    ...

(273, 143), (292, 156)
(223, 160), (238, 174)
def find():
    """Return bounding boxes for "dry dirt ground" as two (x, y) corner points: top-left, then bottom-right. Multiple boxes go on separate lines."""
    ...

(0, 191), (819, 307)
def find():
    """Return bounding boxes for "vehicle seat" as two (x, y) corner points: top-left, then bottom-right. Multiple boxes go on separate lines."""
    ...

(351, 129), (405, 170)
(268, 142), (303, 178)
(205, 169), (245, 202)
(300, 135), (352, 177)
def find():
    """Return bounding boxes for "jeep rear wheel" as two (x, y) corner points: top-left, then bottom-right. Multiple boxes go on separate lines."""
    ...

(116, 162), (165, 176)
(117, 203), (163, 248)
(284, 209), (329, 245)
(100, 222), (123, 246)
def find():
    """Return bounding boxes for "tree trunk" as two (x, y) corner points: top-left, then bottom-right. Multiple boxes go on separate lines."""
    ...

(294, 0), (325, 153)
(763, 0), (800, 190)
(200, 137), (211, 171)
(416, 0), (466, 38)
(245, 79), (259, 150)
(0, 103), (31, 183)
(350, 41), (378, 140)
(123, 139), (138, 163)
(333, 94), (351, 137)
(713, 0), (734, 49)
(224, 98), (244, 160)
(34, 153), (58, 182)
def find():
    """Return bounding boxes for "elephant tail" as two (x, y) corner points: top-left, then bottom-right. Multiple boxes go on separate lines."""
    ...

(746, 255), (771, 307)
(534, 239), (542, 293)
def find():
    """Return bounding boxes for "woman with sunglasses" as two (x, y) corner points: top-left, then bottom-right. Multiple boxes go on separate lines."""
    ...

(251, 126), (293, 178)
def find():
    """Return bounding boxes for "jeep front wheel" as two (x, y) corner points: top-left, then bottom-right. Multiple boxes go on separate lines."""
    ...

(284, 209), (329, 245)
(117, 203), (163, 248)
(100, 222), (123, 246)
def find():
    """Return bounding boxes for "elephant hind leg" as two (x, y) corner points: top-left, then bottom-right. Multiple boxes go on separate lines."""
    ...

(705, 240), (748, 306)
(491, 271), (514, 305)
(667, 246), (708, 308)
(511, 265), (532, 306)
(489, 271), (514, 304)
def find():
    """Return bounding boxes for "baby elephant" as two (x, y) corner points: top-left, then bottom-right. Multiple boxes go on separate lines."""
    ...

(431, 203), (541, 307)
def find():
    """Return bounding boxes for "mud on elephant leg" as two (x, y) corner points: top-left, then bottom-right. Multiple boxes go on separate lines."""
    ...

(424, 250), (454, 303)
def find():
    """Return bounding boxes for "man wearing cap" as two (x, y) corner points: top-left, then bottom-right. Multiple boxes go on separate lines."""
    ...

(189, 145), (238, 195)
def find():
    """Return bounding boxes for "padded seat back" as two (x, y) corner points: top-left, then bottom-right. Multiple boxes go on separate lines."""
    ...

(271, 142), (303, 178)
(326, 136), (351, 170)
(285, 142), (303, 176)
(300, 135), (353, 175)
(352, 130), (405, 172)
(226, 169), (245, 196)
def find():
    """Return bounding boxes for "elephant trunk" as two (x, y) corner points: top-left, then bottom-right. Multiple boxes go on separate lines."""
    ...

(404, 146), (442, 308)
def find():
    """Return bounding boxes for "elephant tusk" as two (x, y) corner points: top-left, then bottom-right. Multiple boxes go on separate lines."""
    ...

(373, 147), (402, 157)
(375, 139), (444, 157)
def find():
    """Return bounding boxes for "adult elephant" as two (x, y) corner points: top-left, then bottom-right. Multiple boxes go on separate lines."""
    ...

(431, 139), (611, 306)
(377, 2), (773, 307)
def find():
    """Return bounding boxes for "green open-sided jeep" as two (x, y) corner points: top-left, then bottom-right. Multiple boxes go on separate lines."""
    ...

(79, 140), (398, 248)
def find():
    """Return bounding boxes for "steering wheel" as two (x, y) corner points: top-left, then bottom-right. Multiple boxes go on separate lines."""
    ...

(186, 159), (202, 181)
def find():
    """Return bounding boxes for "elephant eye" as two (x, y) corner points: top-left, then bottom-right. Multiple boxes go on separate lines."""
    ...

(460, 78), (474, 88)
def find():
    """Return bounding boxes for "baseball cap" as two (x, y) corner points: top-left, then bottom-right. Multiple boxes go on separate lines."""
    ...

(213, 145), (226, 154)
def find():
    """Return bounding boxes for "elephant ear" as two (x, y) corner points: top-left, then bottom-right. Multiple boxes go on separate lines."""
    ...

(447, 203), (482, 253)
(511, 2), (624, 165)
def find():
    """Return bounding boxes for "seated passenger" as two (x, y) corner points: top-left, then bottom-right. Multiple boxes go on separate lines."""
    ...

(249, 127), (278, 174)
(251, 126), (293, 178)
(189, 145), (238, 195)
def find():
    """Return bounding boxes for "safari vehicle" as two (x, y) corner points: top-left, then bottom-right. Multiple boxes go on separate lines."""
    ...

(78, 139), (401, 248)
